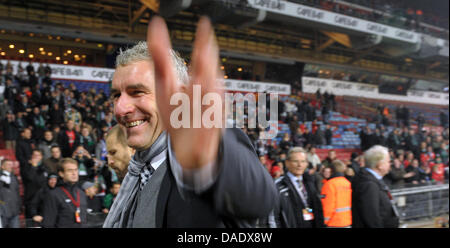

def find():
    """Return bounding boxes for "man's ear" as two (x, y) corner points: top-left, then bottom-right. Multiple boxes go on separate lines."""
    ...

(128, 147), (136, 156)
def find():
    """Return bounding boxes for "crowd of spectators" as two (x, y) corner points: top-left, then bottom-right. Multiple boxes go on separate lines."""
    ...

(0, 60), (119, 227)
(0, 59), (448, 228)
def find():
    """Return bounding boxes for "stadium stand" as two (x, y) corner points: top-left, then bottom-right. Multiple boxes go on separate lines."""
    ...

(0, 0), (448, 229)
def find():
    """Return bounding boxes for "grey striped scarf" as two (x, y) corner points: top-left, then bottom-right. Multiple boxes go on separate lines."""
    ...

(102, 132), (167, 228)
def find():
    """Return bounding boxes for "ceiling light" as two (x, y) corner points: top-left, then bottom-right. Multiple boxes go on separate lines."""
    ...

(9, 44), (14, 49)
(19, 49), (25, 54)
(28, 54), (34, 58)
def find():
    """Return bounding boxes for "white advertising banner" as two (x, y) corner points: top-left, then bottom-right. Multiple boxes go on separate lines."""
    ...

(302, 76), (449, 106)
(223, 79), (291, 95)
(247, 0), (420, 43)
(1, 60), (291, 95)
(1, 59), (114, 83)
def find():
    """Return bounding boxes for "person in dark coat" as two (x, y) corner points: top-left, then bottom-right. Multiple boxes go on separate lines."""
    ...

(405, 129), (420, 159)
(20, 149), (49, 224)
(42, 158), (88, 228)
(0, 159), (22, 228)
(57, 120), (80, 158)
(15, 128), (34, 169)
(272, 147), (324, 228)
(43, 146), (63, 174)
(81, 181), (105, 213)
(2, 111), (20, 150)
(352, 145), (399, 228)
(324, 125), (333, 146)
(49, 102), (65, 127)
(29, 173), (58, 227)
(387, 129), (402, 154)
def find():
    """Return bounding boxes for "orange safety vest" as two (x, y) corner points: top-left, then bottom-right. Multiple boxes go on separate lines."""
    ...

(320, 176), (352, 227)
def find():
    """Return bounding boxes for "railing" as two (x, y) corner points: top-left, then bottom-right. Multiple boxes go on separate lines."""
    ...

(391, 182), (449, 222)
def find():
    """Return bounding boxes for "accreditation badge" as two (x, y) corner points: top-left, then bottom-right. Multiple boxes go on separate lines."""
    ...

(75, 207), (81, 223)
(302, 208), (314, 221)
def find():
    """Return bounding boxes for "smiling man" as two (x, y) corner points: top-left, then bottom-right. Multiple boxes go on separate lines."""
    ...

(103, 16), (277, 228)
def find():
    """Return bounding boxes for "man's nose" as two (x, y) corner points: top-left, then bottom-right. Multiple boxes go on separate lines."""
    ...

(114, 94), (135, 117)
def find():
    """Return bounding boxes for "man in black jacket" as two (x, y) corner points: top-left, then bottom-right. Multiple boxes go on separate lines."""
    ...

(21, 149), (48, 225)
(272, 147), (325, 228)
(2, 111), (20, 150)
(42, 158), (88, 228)
(352, 145), (399, 228)
(103, 17), (277, 228)
(15, 127), (34, 169)
(29, 173), (58, 227)
(57, 120), (80, 158)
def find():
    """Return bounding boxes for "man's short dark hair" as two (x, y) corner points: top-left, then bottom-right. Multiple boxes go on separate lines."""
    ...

(57, 158), (78, 173)
(50, 145), (60, 151)
(32, 149), (43, 155)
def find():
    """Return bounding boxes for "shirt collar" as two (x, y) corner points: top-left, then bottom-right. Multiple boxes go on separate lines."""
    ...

(366, 168), (383, 180)
(148, 148), (167, 171)
(2, 170), (11, 176)
(287, 171), (303, 185)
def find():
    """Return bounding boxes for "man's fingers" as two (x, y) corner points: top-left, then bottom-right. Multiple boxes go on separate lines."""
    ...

(147, 16), (178, 129)
(190, 16), (220, 92)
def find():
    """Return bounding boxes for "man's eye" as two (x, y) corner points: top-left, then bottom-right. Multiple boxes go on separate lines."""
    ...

(132, 91), (145, 96)
(111, 93), (120, 100)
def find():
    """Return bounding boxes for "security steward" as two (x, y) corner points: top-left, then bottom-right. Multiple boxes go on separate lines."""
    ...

(320, 160), (352, 227)
(273, 147), (325, 228)
(42, 158), (88, 228)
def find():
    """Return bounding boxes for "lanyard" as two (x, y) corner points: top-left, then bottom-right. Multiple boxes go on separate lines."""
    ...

(60, 186), (80, 208)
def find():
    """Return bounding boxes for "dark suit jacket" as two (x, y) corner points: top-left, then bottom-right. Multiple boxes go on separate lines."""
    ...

(57, 129), (80, 157)
(139, 128), (278, 227)
(42, 182), (88, 228)
(274, 173), (325, 228)
(352, 168), (399, 228)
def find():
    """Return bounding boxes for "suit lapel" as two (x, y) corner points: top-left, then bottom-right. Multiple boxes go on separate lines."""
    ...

(155, 169), (171, 228)
(283, 176), (304, 209)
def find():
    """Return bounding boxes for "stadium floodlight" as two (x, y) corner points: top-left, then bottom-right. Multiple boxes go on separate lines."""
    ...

(9, 44), (14, 49)
(39, 47), (44, 51)
(28, 54), (34, 58)
(19, 49), (24, 54)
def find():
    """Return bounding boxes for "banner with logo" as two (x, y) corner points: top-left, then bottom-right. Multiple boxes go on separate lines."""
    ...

(223, 79), (291, 95)
(302, 76), (448, 106)
(1, 59), (114, 83)
(247, 0), (420, 43)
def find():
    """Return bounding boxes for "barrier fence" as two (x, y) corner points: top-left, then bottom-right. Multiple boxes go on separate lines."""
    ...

(391, 181), (449, 223)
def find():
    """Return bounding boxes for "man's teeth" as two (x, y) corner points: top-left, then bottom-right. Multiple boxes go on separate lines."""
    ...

(126, 120), (145, 128)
